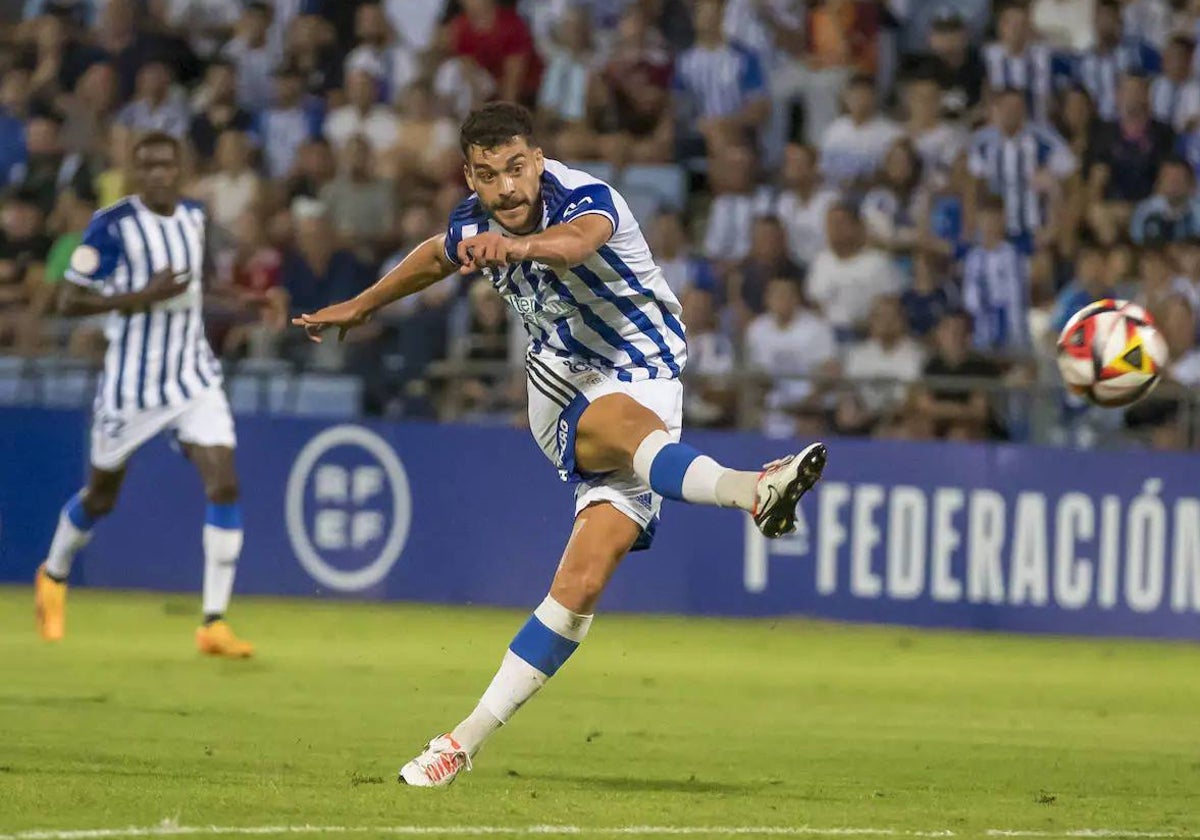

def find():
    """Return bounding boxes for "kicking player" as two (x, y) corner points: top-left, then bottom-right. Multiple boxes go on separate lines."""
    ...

(34, 131), (264, 658)
(293, 103), (827, 785)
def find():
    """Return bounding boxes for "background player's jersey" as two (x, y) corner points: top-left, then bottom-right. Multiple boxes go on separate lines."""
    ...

(445, 159), (688, 382)
(65, 196), (223, 414)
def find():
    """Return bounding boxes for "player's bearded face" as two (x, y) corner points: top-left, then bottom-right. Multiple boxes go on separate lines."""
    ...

(465, 139), (545, 235)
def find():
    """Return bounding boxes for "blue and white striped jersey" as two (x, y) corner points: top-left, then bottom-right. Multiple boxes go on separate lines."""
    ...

(1074, 39), (1162, 120)
(982, 42), (1069, 124)
(65, 196), (223, 414)
(444, 159), (688, 382)
(673, 41), (766, 120)
(967, 124), (1077, 240)
(962, 241), (1031, 352)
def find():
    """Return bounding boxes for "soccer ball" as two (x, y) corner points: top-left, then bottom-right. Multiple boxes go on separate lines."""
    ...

(1056, 299), (1169, 408)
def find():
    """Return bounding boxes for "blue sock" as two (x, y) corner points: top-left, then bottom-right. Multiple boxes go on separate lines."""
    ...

(205, 502), (242, 530)
(64, 490), (98, 531)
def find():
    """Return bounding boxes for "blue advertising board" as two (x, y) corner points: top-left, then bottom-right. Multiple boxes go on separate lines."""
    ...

(2, 407), (1199, 640)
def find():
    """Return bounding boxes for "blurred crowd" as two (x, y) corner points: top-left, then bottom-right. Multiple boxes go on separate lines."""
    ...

(2, 0), (1200, 448)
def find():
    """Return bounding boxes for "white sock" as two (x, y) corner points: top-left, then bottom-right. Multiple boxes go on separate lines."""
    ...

(202, 524), (242, 619)
(632, 430), (758, 511)
(454, 596), (593, 756)
(45, 513), (92, 579)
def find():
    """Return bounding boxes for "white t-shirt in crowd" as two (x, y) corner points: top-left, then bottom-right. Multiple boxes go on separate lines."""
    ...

(1032, 0), (1097, 50)
(704, 192), (758, 262)
(843, 337), (926, 413)
(746, 309), (838, 435)
(755, 186), (839, 265)
(807, 247), (906, 329)
(323, 105), (400, 152)
(819, 116), (903, 187)
(1171, 349), (1200, 386)
(382, 0), (446, 52)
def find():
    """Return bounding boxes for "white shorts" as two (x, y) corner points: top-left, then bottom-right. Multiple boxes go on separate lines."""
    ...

(525, 352), (683, 550)
(90, 386), (237, 471)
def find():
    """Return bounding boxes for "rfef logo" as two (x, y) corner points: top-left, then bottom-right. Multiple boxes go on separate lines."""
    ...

(285, 425), (412, 592)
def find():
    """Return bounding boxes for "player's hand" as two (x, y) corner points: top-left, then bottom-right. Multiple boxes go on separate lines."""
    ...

(458, 232), (528, 275)
(138, 269), (191, 305)
(291, 299), (371, 343)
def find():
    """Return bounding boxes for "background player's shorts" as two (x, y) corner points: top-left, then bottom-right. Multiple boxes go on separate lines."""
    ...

(90, 386), (237, 471)
(526, 351), (683, 550)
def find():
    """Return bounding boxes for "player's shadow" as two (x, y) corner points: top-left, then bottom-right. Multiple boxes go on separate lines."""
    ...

(518, 772), (753, 794)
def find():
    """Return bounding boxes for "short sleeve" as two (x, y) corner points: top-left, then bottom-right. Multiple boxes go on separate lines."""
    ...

(557, 183), (619, 234)
(64, 215), (123, 289)
(444, 200), (485, 267)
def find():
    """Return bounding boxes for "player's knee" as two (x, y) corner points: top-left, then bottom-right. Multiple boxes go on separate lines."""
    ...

(205, 476), (240, 505)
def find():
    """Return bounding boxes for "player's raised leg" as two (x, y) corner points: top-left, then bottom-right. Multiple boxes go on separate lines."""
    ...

(185, 443), (254, 658)
(399, 503), (633, 787)
(35, 467), (126, 641)
(580, 393), (826, 539)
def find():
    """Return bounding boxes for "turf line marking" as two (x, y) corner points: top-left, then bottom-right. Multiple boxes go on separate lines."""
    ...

(1, 827), (1197, 840)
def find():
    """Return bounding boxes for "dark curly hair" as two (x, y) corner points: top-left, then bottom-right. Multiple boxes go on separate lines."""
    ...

(459, 102), (536, 157)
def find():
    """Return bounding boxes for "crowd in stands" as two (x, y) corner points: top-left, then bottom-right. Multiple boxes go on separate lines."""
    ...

(2, 0), (1200, 449)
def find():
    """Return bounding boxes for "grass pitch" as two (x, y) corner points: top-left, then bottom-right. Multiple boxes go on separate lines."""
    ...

(1, 588), (1198, 838)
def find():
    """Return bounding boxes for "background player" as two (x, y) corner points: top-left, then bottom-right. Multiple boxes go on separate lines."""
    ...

(33, 131), (272, 658)
(293, 103), (826, 786)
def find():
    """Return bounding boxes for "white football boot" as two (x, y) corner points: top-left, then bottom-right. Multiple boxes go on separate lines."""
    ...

(752, 442), (827, 538)
(398, 734), (472, 787)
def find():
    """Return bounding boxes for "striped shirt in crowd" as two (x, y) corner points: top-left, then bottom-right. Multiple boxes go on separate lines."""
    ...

(962, 241), (1031, 352)
(967, 124), (1077, 246)
(1150, 75), (1200, 132)
(983, 41), (1066, 124)
(1074, 39), (1162, 120)
(673, 40), (767, 120)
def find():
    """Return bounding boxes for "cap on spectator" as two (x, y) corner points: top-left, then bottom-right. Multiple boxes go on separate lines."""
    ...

(291, 196), (327, 220)
(931, 7), (965, 31)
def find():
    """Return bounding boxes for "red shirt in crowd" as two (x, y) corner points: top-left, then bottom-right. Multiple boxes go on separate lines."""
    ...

(449, 6), (543, 102)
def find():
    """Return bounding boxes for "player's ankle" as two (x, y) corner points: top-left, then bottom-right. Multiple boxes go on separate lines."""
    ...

(202, 613), (224, 626)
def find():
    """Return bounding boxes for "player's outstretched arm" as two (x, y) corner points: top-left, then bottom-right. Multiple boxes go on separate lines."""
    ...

(57, 269), (190, 317)
(291, 234), (455, 343)
(458, 215), (614, 274)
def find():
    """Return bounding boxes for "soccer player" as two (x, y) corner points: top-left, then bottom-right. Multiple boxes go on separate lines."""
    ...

(33, 131), (264, 658)
(293, 103), (827, 786)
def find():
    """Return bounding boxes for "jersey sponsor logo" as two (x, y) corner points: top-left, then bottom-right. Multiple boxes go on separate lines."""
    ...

(285, 424), (412, 592)
(70, 244), (100, 276)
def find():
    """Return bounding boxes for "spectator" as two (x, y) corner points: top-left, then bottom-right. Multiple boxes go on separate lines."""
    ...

(745, 275), (837, 438)
(59, 60), (119, 160)
(983, 1), (1064, 125)
(901, 252), (958, 339)
(283, 14), (343, 100)
(1123, 0), (1173, 51)
(680, 285), (736, 428)
(594, 4), (674, 165)
(379, 81), (459, 188)
(725, 215), (804, 329)
(113, 59), (190, 141)
(343, 1), (418, 105)
(723, 0), (804, 162)
(323, 68), (399, 155)
(836, 294), (926, 434)
(213, 210), (286, 359)
(1032, 0), (1098, 51)
(1075, 0), (1161, 122)
(966, 88), (1076, 255)
(962, 196), (1032, 355)
(188, 58), (255, 165)
(702, 143), (758, 267)
(221, 0), (274, 112)
(447, 277), (523, 421)
(319, 134), (396, 263)
(431, 24), (498, 121)
(807, 202), (905, 338)
(806, 0), (880, 77)
(913, 310), (1006, 441)
(649, 210), (718, 299)
(448, 0), (543, 106)
(281, 199), (372, 319)
(40, 191), (103, 359)
(0, 67), (31, 189)
(1051, 240), (1113, 333)
(379, 0), (445, 56)
(1136, 244), (1198, 317)
(283, 137), (337, 203)
(193, 129), (262, 230)
(1130, 158), (1200, 245)
(922, 10), (985, 122)
(257, 63), (322, 181)
(165, 0), (242, 60)
(819, 74), (902, 191)
(673, 0), (769, 159)
(1087, 73), (1177, 244)
(12, 110), (96, 216)
(1057, 85), (1100, 166)
(95, 0), (200, 102)
(536, 5), (596, 160)
(1128, 292), (1199, 450)
(902, 72), (966, 187)
(1150, 34), (1200, 132)
(861, 138), (927, 261)
(754, 142), (838, 267)
(0, 188), (51, 352)
(1162, 293), (1200, 385)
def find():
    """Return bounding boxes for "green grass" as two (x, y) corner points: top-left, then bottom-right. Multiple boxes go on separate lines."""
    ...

(1, 588), (1199, 838)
